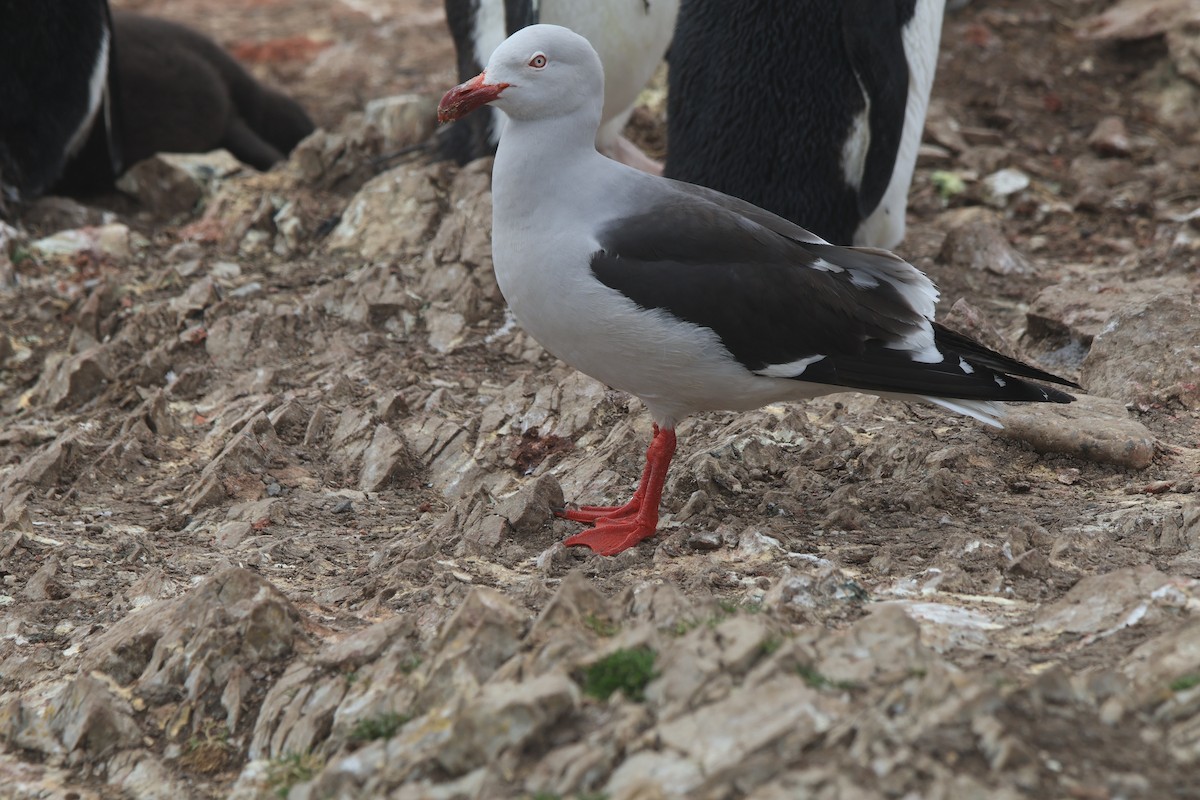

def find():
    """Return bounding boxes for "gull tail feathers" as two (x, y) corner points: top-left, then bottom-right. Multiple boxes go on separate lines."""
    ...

(921, 396), (1006, 429)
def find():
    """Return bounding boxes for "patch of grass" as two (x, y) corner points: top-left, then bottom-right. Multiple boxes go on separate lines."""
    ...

(179, 721), (233, 775)
(581, 647), (657, 702)
(667, 617), (700, 637)
(717, 598), (763, 616)
(10, 246), (33, 266)
(398, 655), (423, 674)
(931, 170), (967, 200)
(583, 613), (619, 637)
(1170, 673), (1200, 693)
(797, 665), (858, 692)
(759, 635), (783, 656)
(266, 752), (323, 798)
(349, 711), (410, 743)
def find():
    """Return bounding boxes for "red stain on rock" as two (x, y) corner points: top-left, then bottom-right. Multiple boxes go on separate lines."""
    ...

(230, 35), (331, 64)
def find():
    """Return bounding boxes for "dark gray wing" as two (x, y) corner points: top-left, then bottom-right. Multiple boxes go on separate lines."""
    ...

(590, 193), (1077, 402)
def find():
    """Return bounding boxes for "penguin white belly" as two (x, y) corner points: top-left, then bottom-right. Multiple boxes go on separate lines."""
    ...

(541, 0), (677, 150)
(854, 0), (946, 249)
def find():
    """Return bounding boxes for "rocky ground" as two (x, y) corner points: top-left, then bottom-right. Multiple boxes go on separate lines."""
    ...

(2, 0), (1200, 798)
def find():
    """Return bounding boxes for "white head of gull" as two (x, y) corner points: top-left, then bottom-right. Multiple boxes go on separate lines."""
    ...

(438, 24), (1079, 557)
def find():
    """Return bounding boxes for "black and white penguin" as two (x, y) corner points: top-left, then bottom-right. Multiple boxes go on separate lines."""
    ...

(665, 0), (945, 248)
(0, 0), (121, 202)
(441, 0), (677, 170)
(2, 4), (315, 204)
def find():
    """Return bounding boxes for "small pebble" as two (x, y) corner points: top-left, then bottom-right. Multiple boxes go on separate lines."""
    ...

(686, 529), (723, 551)
(1087, 115), (1131, 158)
(332, 499), (354, 514)
(267, 482), (282, 497)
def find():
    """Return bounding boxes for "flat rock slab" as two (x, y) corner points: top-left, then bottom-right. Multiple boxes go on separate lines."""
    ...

(938, 207), (1032, 275)
(1082, 296), (1200, 409)
(1025, 275), (1195, 348)
(1000, 394), (1156, 469)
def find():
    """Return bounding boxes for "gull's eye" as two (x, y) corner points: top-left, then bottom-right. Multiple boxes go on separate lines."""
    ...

(529, 53), (547, 69)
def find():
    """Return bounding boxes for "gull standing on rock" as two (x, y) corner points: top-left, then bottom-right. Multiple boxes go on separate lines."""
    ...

(437, 25), (1078, 557)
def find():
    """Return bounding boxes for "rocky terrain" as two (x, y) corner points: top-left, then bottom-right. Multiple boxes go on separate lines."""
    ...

(2, 0), (1200, 797)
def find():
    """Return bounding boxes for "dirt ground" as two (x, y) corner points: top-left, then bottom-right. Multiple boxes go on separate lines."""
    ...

(2, 0), (1200, 798)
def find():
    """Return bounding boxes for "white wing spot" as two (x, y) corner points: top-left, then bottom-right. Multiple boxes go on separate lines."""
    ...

(849, 270), (880, 289)
(755, 355), (827, 378)
(808, 258), (844, 274)
(958, 357), (974, 374)
(994, 375), (1007, 387)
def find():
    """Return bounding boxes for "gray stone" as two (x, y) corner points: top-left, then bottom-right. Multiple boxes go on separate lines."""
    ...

(57, 678), (141, 759)
(817, 605), (932, 686)
(359, 424), (415, 492)
(493, 474), (565, 537)
(1121, 622), (1200, 701)
(1000, 394), (1156, 469)
(1025, 276), (1193, 351)
(424, 308), (467, 354)
(30, 223), (132, 261)
(169, 276), (218, 321)
(82, 567), (301, 701)
(33, 346), (112, 410)
(436, 672), (580, 775)
(364, 94), (438, 153)
(107, 749), (197, 800)
(1, 430), (89, 489)
(326, 162), (447, 261)
(1081, 296), (1200, 409)
(116, 155), (205, 217)
(184, 412), (281, 512)
(653, 675), (834, 785)
(606, 751), (704, 799)
(938, 207), (1032, 276)
(1088, 116), (1133, 157)
(416, 587), (527, 714)
(980, 168), (1030, 207)
(1031, 566), (1171, 638)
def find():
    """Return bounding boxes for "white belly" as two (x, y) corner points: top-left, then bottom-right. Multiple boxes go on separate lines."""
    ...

(493, 233), (827, 425)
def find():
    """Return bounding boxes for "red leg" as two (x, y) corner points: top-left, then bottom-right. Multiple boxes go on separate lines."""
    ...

(562, 427), (676, 556)
(558, 425), (660, 523)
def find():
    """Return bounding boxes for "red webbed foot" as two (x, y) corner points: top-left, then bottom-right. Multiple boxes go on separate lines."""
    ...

(556, 498), (642, 523)
(563, 518), (657, 555)
(560, 425), (676, 556)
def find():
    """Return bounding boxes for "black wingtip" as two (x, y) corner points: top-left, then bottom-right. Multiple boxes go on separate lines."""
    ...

(932, 322), (1081, 390)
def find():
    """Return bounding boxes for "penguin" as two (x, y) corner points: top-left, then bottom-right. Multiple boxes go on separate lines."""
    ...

(0, 0), (121, 203)
(440, 0), (678, 171)
(664, 0), (946, 249)
(2, 5), (316, 205)
(100, 11), (315, 173)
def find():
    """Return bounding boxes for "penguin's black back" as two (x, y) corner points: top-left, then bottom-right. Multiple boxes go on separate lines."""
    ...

(109, 12), (314, 170)
(0, 0), (114, 199)
(665, 0), (916, 245)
